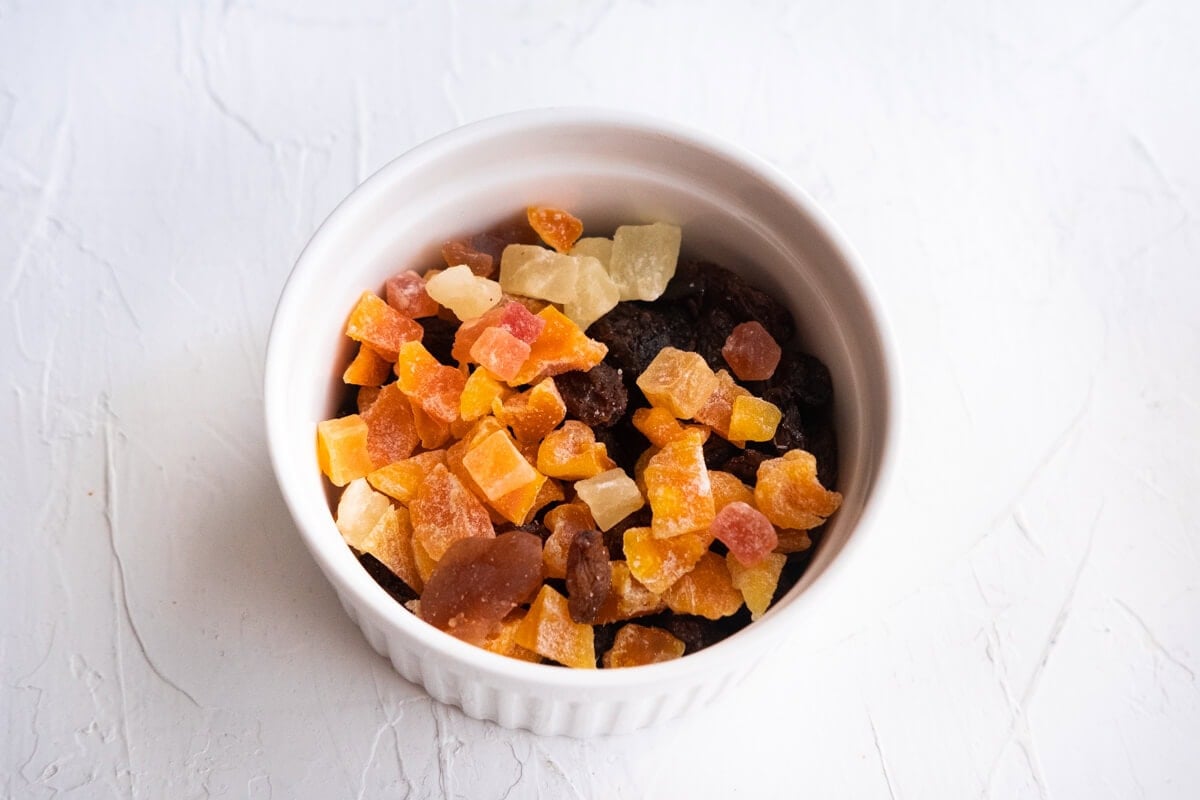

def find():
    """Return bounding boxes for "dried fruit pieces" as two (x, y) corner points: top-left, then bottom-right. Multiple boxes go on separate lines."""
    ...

(527, 206), (584, 253)
(636, 347), (718, 419)
(608, 222), (682, 301)
(469, 326), (531, 382)
(662, 551), (743, 619)
(442, 237), (498, 278)
(343, 344), (393, 386)
(726, 396), (782, 443)
(726, 552), (785, 620)
(367, 450), (447, 504)
(722, 321), (782, 381)
(643, 432), (715, 539)
(499, 245), (581, 303)
(394, 341), (466, 424)
(602, 624), (685, 668)
(459, 368), (511, 421)
(623, 526), (711, 595)
(509, 306), (607, 386)
(515, 585), (596, 669)
(566, 530), (611, 624)
(594, 561), (666, 624)
(564, 255), (620, 330)
(753, 450), (842, 530)
(693, 369), (750, 441)
(360, 383), (419, 467)
(710, 501), (778, 565)
(542, 502), (596, 579)
(536, 421), (615, 480)
(461, 428), (543, 502)
(345, 291), (423, 361)
(410, 464), (494, 562)
(424, 265), (503, 322)
(318, 415), (374, 487)
(359, 505), (423, 594)
(574, 468), (645, 531)
(493, 378), (566, 444)
(335, 478), (392, 550)
(386, 270), (441, 319)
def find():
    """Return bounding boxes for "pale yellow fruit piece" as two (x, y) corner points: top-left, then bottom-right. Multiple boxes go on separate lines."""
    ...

(727, 552), (786, 620)
(608, 222), (681, 301)
(570, 237), (613, 267)
(498, 244), (580, 303)
(574, 468), (645, 531)
(424, 265), (502, 321)
(359, 505), (423, 593)
(335, 478), (392, 550)
(564, 255), (620, 331)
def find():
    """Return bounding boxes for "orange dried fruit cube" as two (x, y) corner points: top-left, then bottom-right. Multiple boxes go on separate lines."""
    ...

(459, 367), (512, 421)
(523, 476), (564, 524)
(394, 342), (466, 425)
(334, 478), (392, 549)
(643, 432), (715, 539)
(317, 414), (374, 487)
(515, 585), (596, 669)
(527, 205), (584, 253)
(574, 468), (646, 531)
(542, 502), (596, 579)
(413, 537), (437, 585)
(385, 270), (440, 318)
(359, 505), (423, 594)
(356, 385), (381, 413)
(727, 395), (782, 442)
(774, 528), (813, 554)
(409, 397), (452, 450)
(393, 340), (441, 394)
(727, 552), (786, 620)
(754, 450), (842, 530)
(481, 611), (541, 662)
(493, 378), (566, 444)
(709, 470), (756, 513)
(343, 344), (393, 386)
(594, 561), (666, 624)
(693, 369), (751, 441)
(469, 326), (531, 382)
(623, 526), (711, 595)
(367, 450), (447, 504)
(536, 421), (615, 480)
(635, 347), (719, 419)
(461, 429), (543, 503)
(662, 551), (743, 620)
(602, 624), (685, 668)
(442, 237), (498, 278)
(631, 407), (710, 448)
(345, 291), (423, 361)
(410, 464), (494, 562)
(509, 306), (607, 386)
(360, 383), (419, 467)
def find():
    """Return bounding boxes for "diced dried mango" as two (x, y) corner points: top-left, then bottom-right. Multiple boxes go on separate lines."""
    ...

(461, 429), (543, 502)
(594, 561), (666, 624)
(493, 378), (566, 444)
(636, 347), (719, 419)
(774, 528), (812, 554)
(498, 245), (581, 303)
(361, 383), (419, 467)
(708, 470), (756, 513)
(459, 367), (512, 422)
(631, 407), (710, 448)
(317, 415), (374, 487)
(345, 291), (423, 361)
(515, 585), (596, 669)
(343, 344), (393, 386)
(693, 369), (751, 441)
(726, 552), (785, 620)
(424, 265), (503, 321)
(536, 421), (615, 480)
(602, 624), (685, 668)
(727, 395), (782, 442)
(367, 450), (447, 505)
(542, 502), (596, 579)
(643, 432), (715, 539)
(574, 468), (645, 531)
(335, 478), (392, 550)
(608, 222), (681, 301)
(623, 526), (711, 595)
(509, 306), (608, 386)
(357, 385), (381, 413)
(662, 552), (743, 620)
(410, 464), (494, 562)
(409, 397), (452, 449)
(394, 341), (466, 424)
(481, 611), (541, 662)
(527, 206), (584, 253)
(754, 450), (842, 530)
(359, 505), (423, 593)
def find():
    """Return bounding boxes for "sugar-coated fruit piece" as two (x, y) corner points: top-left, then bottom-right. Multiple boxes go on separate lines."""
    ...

(519, 475), (563, 524)
(536, 421), (615, 480)
(459, 368), (512, 421)
(566, 530), (611, 624)
(394, 340), (441, 395)
(509, 306), (608, 386)
(754, 449), (843, 530)
(360, 383), (419, 467)
(461, 429), (543, 502)
(499, 245), (581, 303)
(345, 291), (423, 361)
(487, 469), (549, 526)
(409, 397), (452, 449)
(564, 256), (620, 330)
(451, 304), (506, 364)
(497, 300), (546, 343)
(774, 528), (813, 554)
(515, 585), (596, 669)
(317, 415), (374, 487)
(385, 270), (441, 318)
(419, 531), (543, 644)
(693, 369), (751, 440)
(644, 432), (715, 539)
(493, 378), (566, 444)
(542, 502), (596, 579)
(442, 238), (497, 278)
(710, 501), (778, 565)
(335, 478), (392, 550)
(636, 347), (719, 419)
(527, 206), (584, 253)
(394, 341), (466, 424)
(726, 552), (786, 620)
(359, 505), (423, 593)
(594, 561), (666, 624)
(708, 470), (756, 513)
(412, 537), (437, 585)
(722, 321), (782, 381)
(469, 326), (531, 382)
(608, 222), (682, 301)
(575, 468), (646, 531)
(662, 551), (744, 620)
(570, 237), (612, 267)
(727, 395), (782, 442)
(425, 265), (503, 322)
(631, 407), (710, 448)
(481, 611), (541, 662)
(622, 526), (711, 595)
(367, 450), (447, 504)
(343, 344), (393, 386)
(357, 386), (381, 413)
(410, 464), (494, 562)
(602, 624), (685, 668)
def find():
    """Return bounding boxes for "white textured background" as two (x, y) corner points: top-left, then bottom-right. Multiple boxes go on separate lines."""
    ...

(3, 1), (1198, 797)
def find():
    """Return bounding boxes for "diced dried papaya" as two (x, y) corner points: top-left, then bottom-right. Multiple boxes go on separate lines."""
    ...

(492, 378), (566, 444)
(515, 585), (596, 669)
(693, 369), (751, 441)
(410, 464), (494, 562)
(367, 450), (447, 505)
(459, 367), (512, 421)
(594, 561), (666, 624)
(708, 470), (756, 513)
(753, 450), (842, 530)
(343, 344), (393, 386)
(726, 552), (786, 620)
(622, 526), (711, 595)
(774, 528), (812, 554)
(527, 206), (584, 253)
(636, 347), (719, 419)
(643, 432), (715, 539)
(469, 326), (531, 382)
(536, 421), (615, 480)
(542, 502), (596, 579)
(481, 611), (541, 662)
(662, 551), (743, 620)
(317, 415), (374, 487)
(727, 395), (782, 442)
(360, 383), (419, 467)
(508, 306), (607, 386)
(345, 291), (423, 361)
(385, 270), (441, 319)
(602, 624), (685, 668)
(631, 407), (710, 448)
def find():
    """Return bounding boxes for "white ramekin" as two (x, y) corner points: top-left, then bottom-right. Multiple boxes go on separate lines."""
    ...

(265, 109), (898, 738)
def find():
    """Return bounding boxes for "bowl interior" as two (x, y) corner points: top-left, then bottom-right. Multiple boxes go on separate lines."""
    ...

(267, 113), (894, 671)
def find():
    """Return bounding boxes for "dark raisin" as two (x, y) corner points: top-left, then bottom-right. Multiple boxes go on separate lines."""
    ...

(659, 258), (707, 318)
(420, 316), (459, 366)
(592, 623), (621, 667)
(642, 613), (741, 655)
(602, 506), (652, 560)
(767, 352), (833, 409)
(722, 449), (769, 485)
(592, 417), (648, 476)
(805, 414), (839, 489)
(499, 520), (550, 540)
(359, 554), (419, 604)
(566, 530), (611, 624)
(590, 303), (696, 376)
(554, 363), (628, 428)
(700, 262), (795, 344)
(694, 306), (737, 372)
(702, 435), (741, 472)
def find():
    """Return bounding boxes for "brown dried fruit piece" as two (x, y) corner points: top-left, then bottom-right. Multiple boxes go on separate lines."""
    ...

(566, 530), (612, 624)
(594, 561), (666, 624)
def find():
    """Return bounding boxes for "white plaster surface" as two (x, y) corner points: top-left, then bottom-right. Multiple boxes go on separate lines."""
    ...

(2, 0), (1198, 797)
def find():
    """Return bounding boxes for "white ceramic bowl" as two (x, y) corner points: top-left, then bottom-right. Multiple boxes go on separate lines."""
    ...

(265, 109), (898, 737)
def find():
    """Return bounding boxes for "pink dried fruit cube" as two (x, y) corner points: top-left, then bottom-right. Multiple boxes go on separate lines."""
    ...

(721, 321), (782, 381)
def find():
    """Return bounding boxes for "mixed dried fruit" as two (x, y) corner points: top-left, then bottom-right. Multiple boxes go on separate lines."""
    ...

(318, 206), (842, 668)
